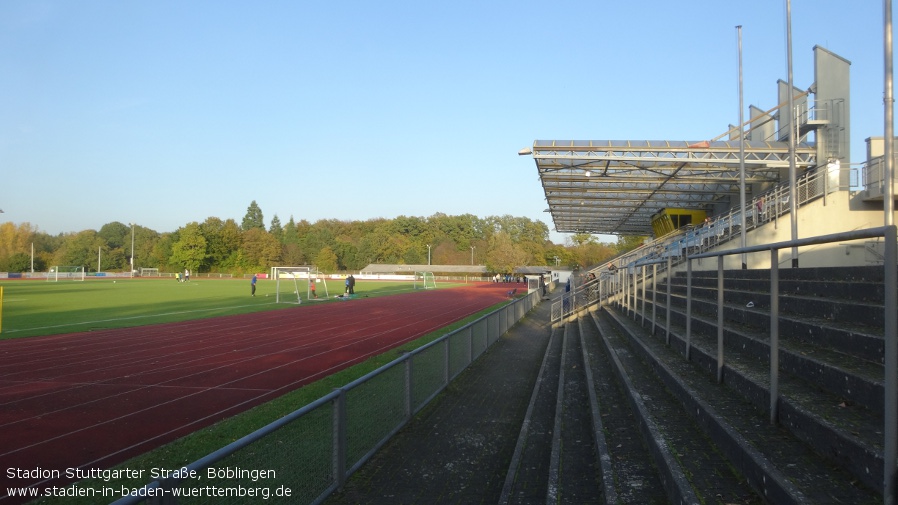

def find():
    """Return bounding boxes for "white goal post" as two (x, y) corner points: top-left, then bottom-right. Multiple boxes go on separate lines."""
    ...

(139, 268), (160, 277)
(272, 266), (310, 304)
(47, 266), (85, 282)
(414, 271), (436, 290)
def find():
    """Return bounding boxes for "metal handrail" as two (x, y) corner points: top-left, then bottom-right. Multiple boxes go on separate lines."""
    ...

(630, 225), (896, 503)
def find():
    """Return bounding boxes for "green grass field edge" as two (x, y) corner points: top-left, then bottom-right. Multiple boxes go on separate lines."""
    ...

(0, 278), (467, 340)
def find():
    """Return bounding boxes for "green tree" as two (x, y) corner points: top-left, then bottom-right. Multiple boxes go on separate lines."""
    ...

(240, 228), (281, 271)
(269, 215), (283, 243)
(432, 213), (482, 251)
(0, 222), (39, 266)
(332, 236), (360, 271)
(2, 252), (43, 272)
(170, 223), (207, 273)
(315, 246), (338, 273)
(616, 235), (648, 254)
(283, 216), (299, 246)
(98, 221), (130, 251)
(52, 230), (106, 271)
(280, 216), (305, 265)
(132, 225), (161, 271)
(241, 200), (265, 231)
(569, 233), (596, 247)
(485, 231), (528, 275)
(200, 217), (242, 271)
(152, 233), (177, 271)
(572, 241), (617, 270)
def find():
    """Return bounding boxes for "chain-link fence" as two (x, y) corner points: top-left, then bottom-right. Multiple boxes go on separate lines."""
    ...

(109, 289), (540, 505)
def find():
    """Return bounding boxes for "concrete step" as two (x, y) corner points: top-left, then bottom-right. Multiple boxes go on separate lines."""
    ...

(646, 290), (885, 413)
(588, 308), (763, 503)
(663, 280), (886, 332)
(550, 322), (602, 504)
(600, 304), (881, 502)
(499, 325), (563, 503)
(577, 311), (667, 503)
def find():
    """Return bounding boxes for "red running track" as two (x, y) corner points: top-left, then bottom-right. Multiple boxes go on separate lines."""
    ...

(0, 282), (515, 502)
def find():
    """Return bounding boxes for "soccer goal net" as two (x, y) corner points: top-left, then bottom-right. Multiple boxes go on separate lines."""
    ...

(139, 268), (160, 277)
(47, 266), (85, 282)
(272, 266), (312, 304)
(414, 271), (436, 290)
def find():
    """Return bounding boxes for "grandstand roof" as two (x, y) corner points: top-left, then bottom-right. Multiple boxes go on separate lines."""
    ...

(523, 138), (818, 236)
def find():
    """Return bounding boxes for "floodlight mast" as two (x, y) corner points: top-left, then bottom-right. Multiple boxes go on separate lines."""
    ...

(737, 25), (747, 270)
(786, 0), (799, 268)
(130, 223), (135, 278)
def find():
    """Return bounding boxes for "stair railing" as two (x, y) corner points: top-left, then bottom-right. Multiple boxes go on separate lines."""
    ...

(628, 225), (897, 504)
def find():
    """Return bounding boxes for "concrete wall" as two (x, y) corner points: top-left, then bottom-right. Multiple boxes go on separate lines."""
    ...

(695, 189), (895, 271)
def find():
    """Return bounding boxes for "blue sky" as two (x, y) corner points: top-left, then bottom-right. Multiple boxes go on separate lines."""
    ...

(0, 1), (889, 244)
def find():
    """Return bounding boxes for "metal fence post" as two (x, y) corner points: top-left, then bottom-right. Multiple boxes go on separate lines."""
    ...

(443, 338), (450, 387)
(146, 480), (178, 505)
(333, 389), (347, 488)
(468, 324), (474, 365)
(404, 353), (413, 420)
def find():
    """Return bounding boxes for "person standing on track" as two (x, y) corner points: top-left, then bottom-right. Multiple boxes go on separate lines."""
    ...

(251, 273), (257, 297)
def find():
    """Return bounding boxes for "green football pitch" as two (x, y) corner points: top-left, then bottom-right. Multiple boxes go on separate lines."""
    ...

(0, 277), (441, 340)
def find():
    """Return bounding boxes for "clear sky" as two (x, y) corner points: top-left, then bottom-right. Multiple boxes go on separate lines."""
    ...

(0, 1), (889, 244)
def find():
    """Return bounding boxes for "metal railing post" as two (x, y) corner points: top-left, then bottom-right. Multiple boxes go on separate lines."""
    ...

(686, 258), (693, 360)
(717, 255), (724, 383)
(443, 339), (450, 387)
(883, 225), (897, 504)
(770, 248), (780, 424)
(666, 255), (672, 345)
(404, 354), (413, 420)
(334, 389), (347, 488)
(651, 263), (658, 336)
(467, 325), (474, 364)
(641, 265), (647, 327)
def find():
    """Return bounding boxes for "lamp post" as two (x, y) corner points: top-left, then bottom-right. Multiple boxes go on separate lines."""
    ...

(130, 223), (135, 278)
(470, 246), (475, 265)
(426, 244), (431, 265)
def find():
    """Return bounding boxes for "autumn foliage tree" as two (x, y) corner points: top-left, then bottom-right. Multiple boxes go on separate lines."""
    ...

(0, 201), (621, 275)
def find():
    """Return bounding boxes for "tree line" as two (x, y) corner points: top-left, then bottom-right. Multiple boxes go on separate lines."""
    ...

(0, 201), (636, 276)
